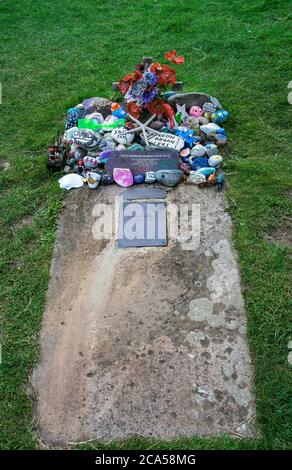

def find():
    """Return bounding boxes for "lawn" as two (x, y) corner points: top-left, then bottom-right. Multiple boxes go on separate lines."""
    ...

(0, 0), (291, 450)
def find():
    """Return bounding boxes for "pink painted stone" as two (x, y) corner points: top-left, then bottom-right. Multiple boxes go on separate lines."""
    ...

(189, 106), (203, 117)
(113, 168), (134, 187)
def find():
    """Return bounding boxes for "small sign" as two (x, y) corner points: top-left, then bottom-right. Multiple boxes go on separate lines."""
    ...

(105, 149), (179, 176)
(142, 131), (184, 151)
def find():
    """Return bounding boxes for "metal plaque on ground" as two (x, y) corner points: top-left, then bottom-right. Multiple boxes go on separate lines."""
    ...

(118, 200), (167, 247)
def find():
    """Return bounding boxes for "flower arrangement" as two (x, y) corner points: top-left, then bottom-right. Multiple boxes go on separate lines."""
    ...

(118, 51), (185, 127)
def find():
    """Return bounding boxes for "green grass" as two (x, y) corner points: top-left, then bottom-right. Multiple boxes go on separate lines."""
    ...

(0, 0), (291, 450)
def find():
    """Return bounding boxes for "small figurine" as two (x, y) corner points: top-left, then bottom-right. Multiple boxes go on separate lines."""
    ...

(215, 173), (225, 190)
(189, 106), (203, 117)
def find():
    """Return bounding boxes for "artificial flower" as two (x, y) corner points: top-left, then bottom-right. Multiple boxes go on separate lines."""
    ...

(142, 88), (159, 104)
(164, 50), (185, 65)
(129, 79), (148, 99)
(146, 99), (176, 128)
(118, 70), (143, 94)
(159, 64), (176, 85)
(143, 71), (159, 86)
(149, 62), (176, 85)
(126, 101), (142, 119)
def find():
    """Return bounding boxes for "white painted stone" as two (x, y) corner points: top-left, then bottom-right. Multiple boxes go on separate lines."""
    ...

(111, 128), (134, 145)
(143, 130), (184, 151)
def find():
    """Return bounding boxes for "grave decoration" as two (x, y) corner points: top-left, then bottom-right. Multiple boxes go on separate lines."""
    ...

(50, 52), (229, 191)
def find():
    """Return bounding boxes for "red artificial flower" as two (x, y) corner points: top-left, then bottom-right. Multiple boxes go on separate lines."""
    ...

(164, 50), (185, 65)
(126, 101), (142, 119)
(149, 62), (176, 85)
(160, 64), (176, 85)
(118, 70), (143, 94)
(146, 99), (176, 128)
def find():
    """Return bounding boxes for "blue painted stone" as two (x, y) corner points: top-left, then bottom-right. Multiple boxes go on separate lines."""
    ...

(211, 110), (229, 124)
(196, 167), (216, 177)
(134, 174), (145, 184)
(191, 157), (209, 171)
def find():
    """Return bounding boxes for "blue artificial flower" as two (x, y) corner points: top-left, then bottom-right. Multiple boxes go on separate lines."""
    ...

(143, 71), (159, 86)
(129, 79), (148, 98)
(142, 88), (159, 104)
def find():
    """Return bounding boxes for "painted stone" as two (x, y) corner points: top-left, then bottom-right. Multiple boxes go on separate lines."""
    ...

(111, 128), (134, 145)
(113, 168), (134, 187)
(66, 108), (79, 129)
(82, 97), (112, 115)
(103, 115), (120, 131)
(196, 167), (216, 177)
(191, 144), (206, 157)
(70, 144), (86, 160)
(142, 130), (184, 151)
(149, 120), (164, 131)
(116, 144), (126, 151)
(185, 116), (200, 129)
(187, 172), (206, 185)
(178, 162), (192, 175)
(72, 129), (101, 148)
(202, 101), (217, 114)
(99, 136), (116, 151)
(189, 106), (203, 117)
(210, 96), (223, 109)
(180, 147), (191, 158)
(145, 172), (156, 183)
(205, 143), (218, 157)
(101, 174), (114, 185)
(84, 112), (104, 124)
(198, 116), (209, 125)
(191, 157), (209, 171)
(208, 155), (223, 168)
(127, 144), (145, 151)
(204, 112), (212, 120)
(211, 109), (229, 124)
(83, 156), (99, 169)
(134, 174), (145, 184)
(200, 123), (222, 135)
(156, 169), (183, 187)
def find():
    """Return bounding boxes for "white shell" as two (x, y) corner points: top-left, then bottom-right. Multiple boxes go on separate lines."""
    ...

(58, 174), (84, 190)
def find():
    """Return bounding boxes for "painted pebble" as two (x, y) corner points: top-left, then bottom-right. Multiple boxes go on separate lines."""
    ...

(208, 155), (223, 168)
(113, 168), (134, 187)
(156, 169), (183, 187)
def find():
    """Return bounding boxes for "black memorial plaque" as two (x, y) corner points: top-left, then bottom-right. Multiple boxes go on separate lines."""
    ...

(105, 149), (179, 176)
